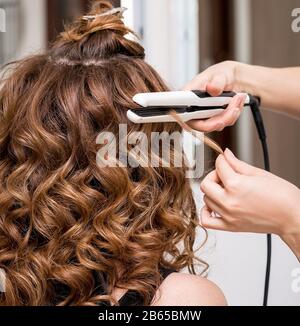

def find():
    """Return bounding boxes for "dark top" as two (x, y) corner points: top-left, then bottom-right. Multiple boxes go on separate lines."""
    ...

(53, 267), (175, 306)
(117, 267), (175, 306)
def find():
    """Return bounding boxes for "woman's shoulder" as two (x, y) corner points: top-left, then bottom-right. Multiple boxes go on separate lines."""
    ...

(151, 272), (227, 306)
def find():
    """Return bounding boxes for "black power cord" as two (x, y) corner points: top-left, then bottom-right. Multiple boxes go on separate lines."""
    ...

(249, 96), (271, 306)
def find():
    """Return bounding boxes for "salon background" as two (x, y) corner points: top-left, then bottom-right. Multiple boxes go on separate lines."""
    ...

(0, 0), (299, 305)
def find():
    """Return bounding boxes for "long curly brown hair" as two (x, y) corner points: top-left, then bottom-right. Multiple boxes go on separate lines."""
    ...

(0, 1), (208, 306)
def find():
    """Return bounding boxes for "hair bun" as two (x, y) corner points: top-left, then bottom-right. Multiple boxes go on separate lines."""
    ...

(52, 0), (145, 63)
(60, 1), (132, 42)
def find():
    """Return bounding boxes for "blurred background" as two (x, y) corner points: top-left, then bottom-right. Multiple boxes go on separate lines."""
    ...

(0, 0), (299, 305)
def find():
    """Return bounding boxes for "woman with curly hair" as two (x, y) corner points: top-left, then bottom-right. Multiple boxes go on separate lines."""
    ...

(0, 1), (226, 306)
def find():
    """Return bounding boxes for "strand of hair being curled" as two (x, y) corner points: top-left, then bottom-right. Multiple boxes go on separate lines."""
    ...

(0, 1), (208, 306)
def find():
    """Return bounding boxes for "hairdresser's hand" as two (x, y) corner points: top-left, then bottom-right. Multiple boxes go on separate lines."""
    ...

(200, 149), (300, 260)
(185, 61), (300, 124)
(183, 61), (246, 132)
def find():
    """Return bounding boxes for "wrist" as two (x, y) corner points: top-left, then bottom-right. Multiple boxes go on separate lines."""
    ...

(234, 62), (257, 95)
(281, 230), (300, 262)
(280, 190), (300, 261)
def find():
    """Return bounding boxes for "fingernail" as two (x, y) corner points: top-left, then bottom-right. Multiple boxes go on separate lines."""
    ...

(238, 94), (247, 106)
(217, 153), (224, 160)
(225, 148), (235, 158)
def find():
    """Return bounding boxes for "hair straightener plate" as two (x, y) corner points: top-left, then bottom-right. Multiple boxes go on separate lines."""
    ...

(127, 90), (250, 124)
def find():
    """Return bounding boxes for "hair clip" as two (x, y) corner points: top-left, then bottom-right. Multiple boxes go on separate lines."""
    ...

(82, 7), (127, 21)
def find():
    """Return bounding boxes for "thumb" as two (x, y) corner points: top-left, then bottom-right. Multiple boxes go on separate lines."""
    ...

(206, 75), (226, 96)
(224, 148), (266, 176)
(182, 74), (209, 91)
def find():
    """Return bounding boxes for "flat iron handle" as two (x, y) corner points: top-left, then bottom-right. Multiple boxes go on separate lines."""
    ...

(133, 91), (250, 108)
